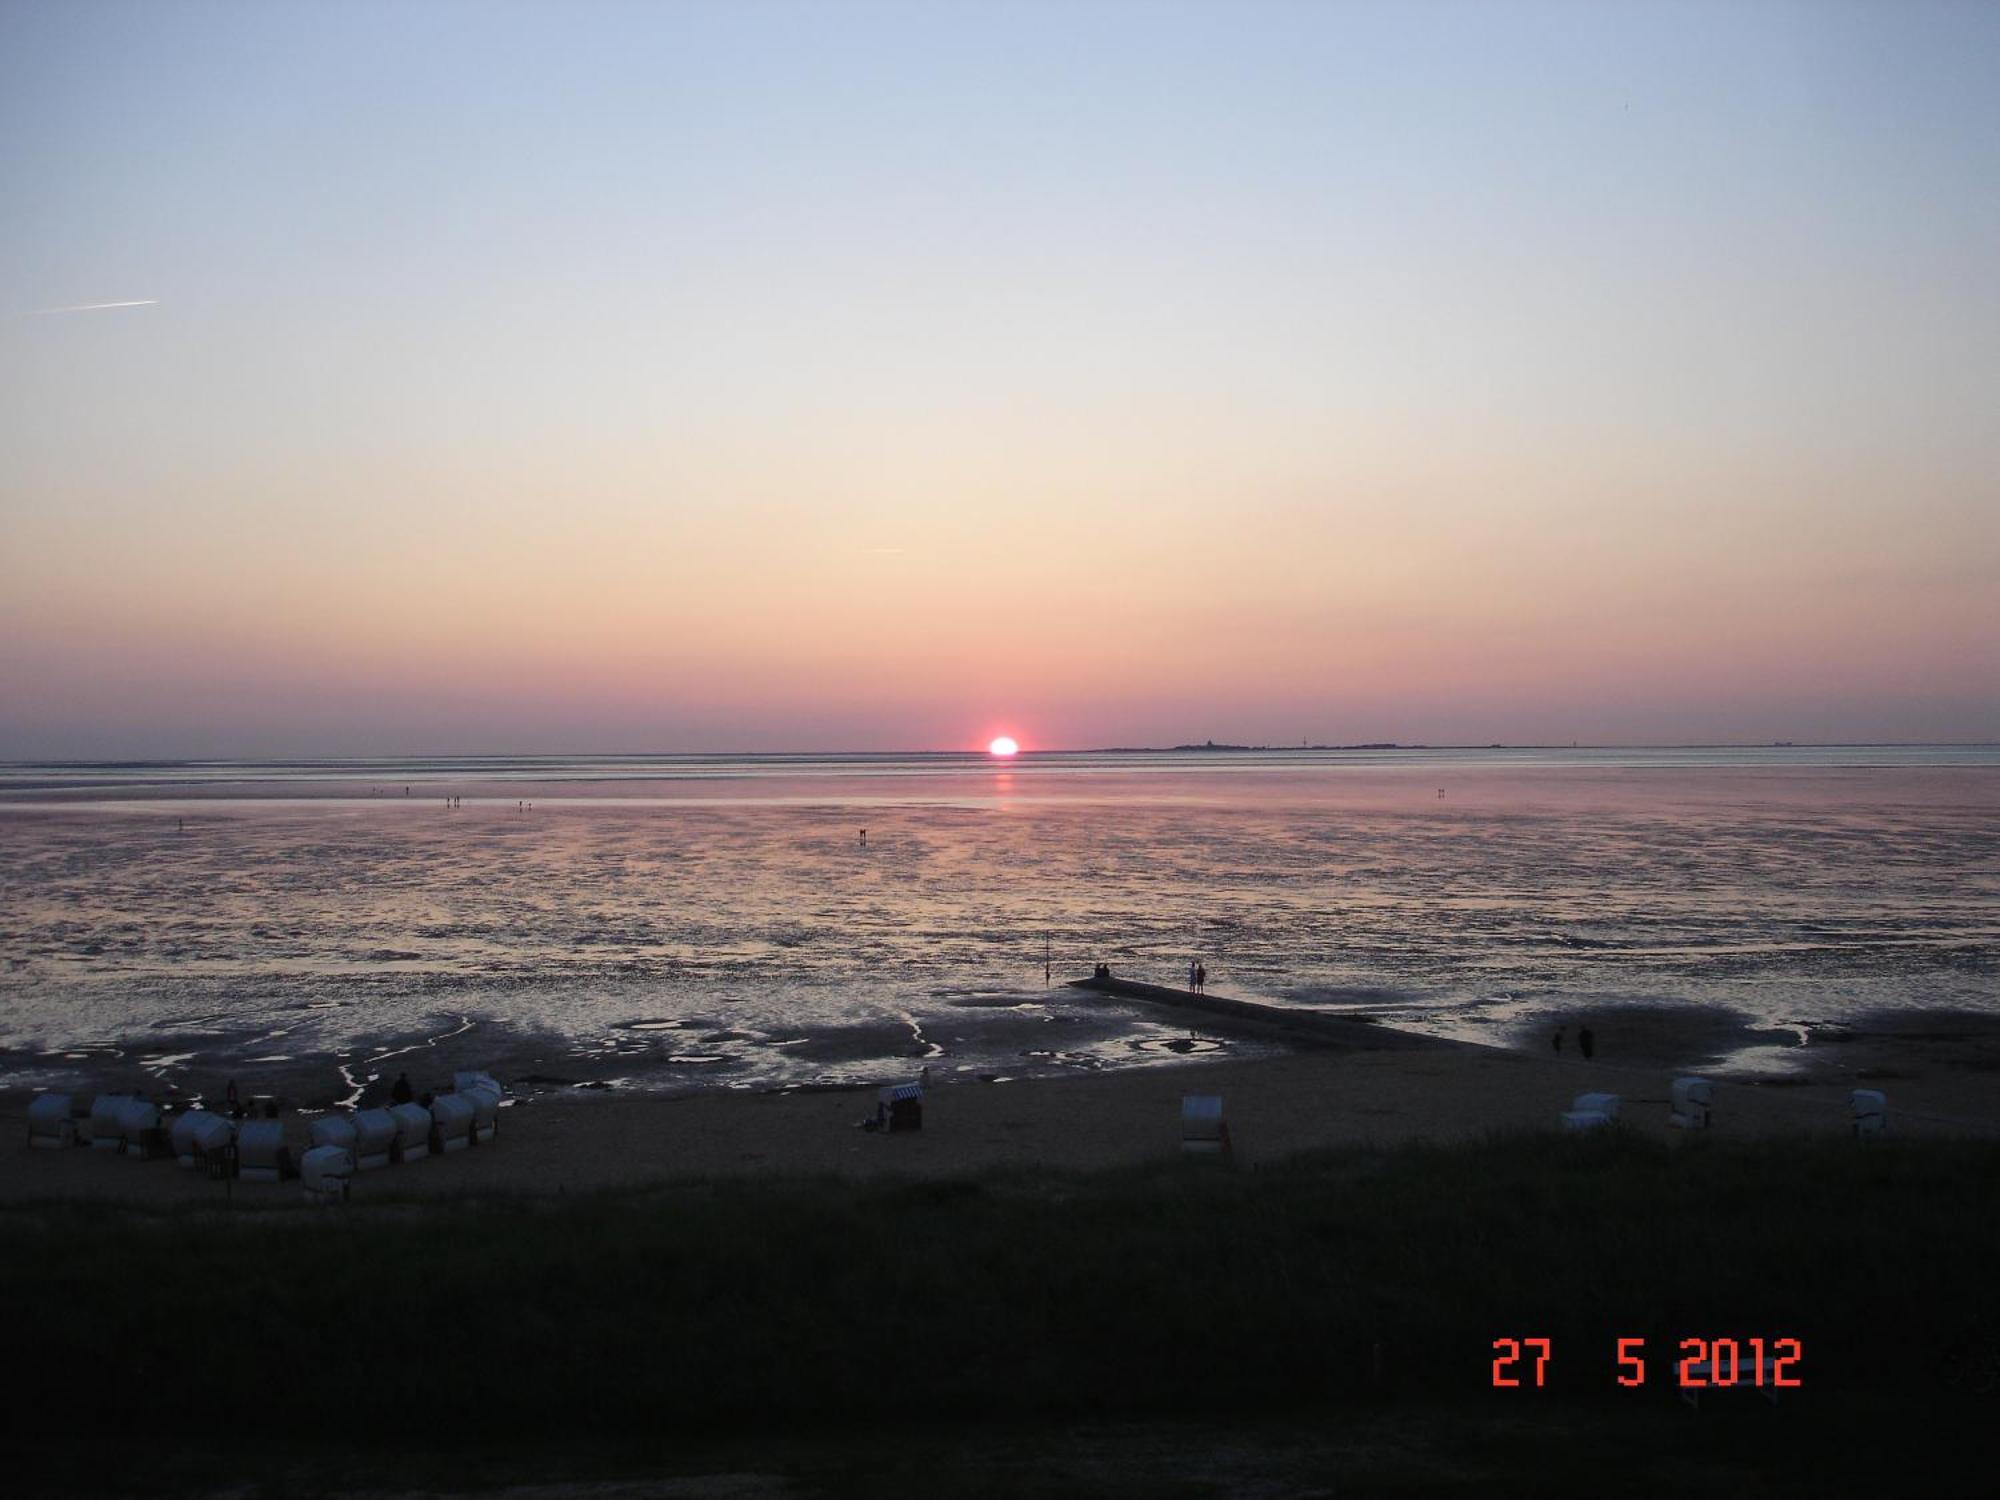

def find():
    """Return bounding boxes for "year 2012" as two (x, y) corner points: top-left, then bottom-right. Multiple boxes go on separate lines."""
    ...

(1491, 1336), (1803, 1389)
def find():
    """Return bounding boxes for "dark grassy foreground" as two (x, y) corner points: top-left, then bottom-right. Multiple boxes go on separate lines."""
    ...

(10, 1129), (2000, 1494)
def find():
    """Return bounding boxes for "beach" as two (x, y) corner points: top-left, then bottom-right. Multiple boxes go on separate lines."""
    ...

(9, 1017), (1999, 1208)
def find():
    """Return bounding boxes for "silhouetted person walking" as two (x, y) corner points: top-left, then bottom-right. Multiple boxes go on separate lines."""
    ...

(391, 1071), (413, 1105)
(1196, 962), (1207, 993)
(1553, 1026), (1565, 1056)
(1578, 1024), (1595, 1061)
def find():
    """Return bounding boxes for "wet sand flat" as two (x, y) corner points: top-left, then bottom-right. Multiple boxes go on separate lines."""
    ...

(5, 752), (1994, 1099)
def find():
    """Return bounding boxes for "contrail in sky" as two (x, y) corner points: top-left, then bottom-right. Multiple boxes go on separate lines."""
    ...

(16, 299), (160, 317)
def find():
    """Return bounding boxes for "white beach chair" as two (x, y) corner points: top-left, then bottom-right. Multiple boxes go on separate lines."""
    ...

(115, 1097), (162, 1157)
(429, 1092), (475, 1153)
(351, 1108), (397, 1170)
(237, 1119), (289, 1182)
(453, 1072), (504, 1143)
(27, 1094), (77, 1148)
(460, 1084), (502, 1145)
(1572, 1092), (1621, 1121)
(1181, 1094), (1229, 1157)
(168, 1110), (205, 1166)
(170, 1110), (235, 1170)
(88, 1094), (128, 1152)
(1850, 1089), (1888, 1137)
(388, 1101), (432, 1162)
(300, 1144), (354, 1204)
(1670, 1077), (1713, 1130)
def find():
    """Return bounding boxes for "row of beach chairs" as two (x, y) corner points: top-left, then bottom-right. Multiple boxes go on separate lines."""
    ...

(25, 1072), (506, 1200)
(296, 1073), (504, 1200)
(1175, 1079), (1895, 1159)
(30, 1073), (1896, 1191)
(1560, 1079), (1891, 1135)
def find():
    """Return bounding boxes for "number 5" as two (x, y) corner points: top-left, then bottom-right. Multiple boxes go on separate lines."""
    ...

(1617, 1337), (1646, 1387)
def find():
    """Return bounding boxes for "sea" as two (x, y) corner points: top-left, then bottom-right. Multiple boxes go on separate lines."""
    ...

(1, 746), (1994, 1103)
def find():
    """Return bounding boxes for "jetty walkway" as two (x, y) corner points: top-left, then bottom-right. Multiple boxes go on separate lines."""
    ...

(1067, 973), (1445, 1050)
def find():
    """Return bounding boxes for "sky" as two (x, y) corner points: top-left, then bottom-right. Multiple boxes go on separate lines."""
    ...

(2, 0), (1995, 757)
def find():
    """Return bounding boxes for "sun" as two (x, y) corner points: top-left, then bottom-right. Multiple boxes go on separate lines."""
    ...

(987, 736), (1020, 758)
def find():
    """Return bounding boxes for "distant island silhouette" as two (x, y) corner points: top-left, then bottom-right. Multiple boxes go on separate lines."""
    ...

(1079, 740), (1832, 754)
(1171, 740), (1414, 752)
(1086, 741), (1431, 753)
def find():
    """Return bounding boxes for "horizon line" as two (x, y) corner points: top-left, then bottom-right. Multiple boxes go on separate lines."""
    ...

(4, 739), (1998, 768)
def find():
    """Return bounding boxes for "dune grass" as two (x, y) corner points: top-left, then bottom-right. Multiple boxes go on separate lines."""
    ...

(8, 1129), (1998, 1461)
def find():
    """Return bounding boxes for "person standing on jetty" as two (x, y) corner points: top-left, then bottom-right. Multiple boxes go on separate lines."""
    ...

(1578, 1023), (1595, 1061)
(1189, 958), (1198, 991)
(1553, 1025), (1565, 1055)
(1196, 961), (1207, 993)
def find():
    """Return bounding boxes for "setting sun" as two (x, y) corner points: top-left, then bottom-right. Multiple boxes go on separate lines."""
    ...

(987, 736), (1019, 758)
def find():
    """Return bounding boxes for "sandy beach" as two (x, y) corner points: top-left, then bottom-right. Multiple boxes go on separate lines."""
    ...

(9, 1026), (1998, 1208)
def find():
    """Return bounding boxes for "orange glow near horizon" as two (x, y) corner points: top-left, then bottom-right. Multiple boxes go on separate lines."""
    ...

(1, 6), (1995, 758)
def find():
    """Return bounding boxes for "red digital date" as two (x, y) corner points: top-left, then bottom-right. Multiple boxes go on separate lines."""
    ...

(1490, 1336), (1802, 1388)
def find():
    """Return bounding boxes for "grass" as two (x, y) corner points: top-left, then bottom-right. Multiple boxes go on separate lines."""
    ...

(9, 1129), (1999, 1490)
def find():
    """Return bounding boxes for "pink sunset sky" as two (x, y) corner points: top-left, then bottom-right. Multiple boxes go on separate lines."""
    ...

(2, 2), (1994, 756)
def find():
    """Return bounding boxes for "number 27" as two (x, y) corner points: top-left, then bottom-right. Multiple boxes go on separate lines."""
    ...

(1492, 1337), (1552, 1387)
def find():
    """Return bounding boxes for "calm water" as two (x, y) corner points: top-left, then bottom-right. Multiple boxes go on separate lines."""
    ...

(1, 747), (1994, 1099)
